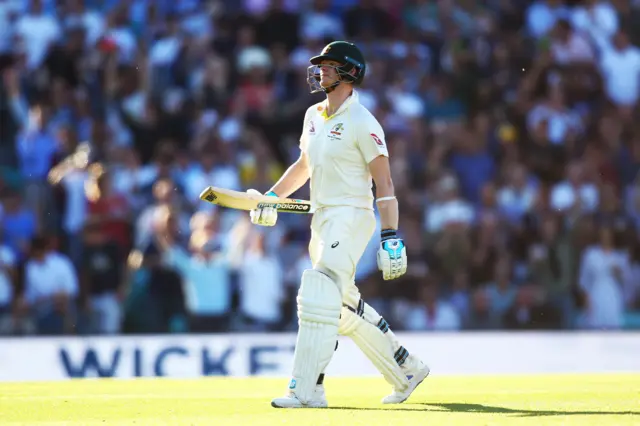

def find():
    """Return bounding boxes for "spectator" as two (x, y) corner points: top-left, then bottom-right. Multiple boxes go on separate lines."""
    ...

(599, 29), (640, 109)
(135, 178), (190, 250)
(299, 0), (344, 42)
(13, 106), (51, 163)
(86, 168), (132, 253)
(550, 160), (599, 214)
(503, 283), (562, 329)
(577, 226), (631, 329)
(1, 190), (37, 260)
(13, 0), (61, 70)
(160, 222), (232, 333)
(183, 146), (241, 208)
(468, 214), (504, 288)
(404, 280), (461, 331)
(432, 217), (472, 281)
(549, 19), (595, 65)
(465, 287), (503, 330)
(475, 182), (501, 225)
(449, 120), (496, 206)
(527, 85), (583, 147)
(238, 230), (285, 331)
(255, 0), (300, 52)
(497, 163), (539, 224)
(343, 0), (391, 40)
(79, 220), (124, 334)
(122, 238), (187, 334)
(21, 235), (78, 335)
(527, 214), (575, 325)
(47, 142), (91, 265)
(148, 13), (184, 95)
(425, 175), (474, 234)
(15, 103), (59, 219)
(485, 259), (518, 318)
(62, 0), (105, 48)
(110, 146), (154, 214)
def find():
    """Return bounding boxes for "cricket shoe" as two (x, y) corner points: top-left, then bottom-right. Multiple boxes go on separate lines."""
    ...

(381, 355), (430, 404)
(271, 385), (328, 408)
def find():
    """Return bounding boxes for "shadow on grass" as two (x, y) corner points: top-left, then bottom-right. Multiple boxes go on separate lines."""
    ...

(420, 403), (640, 417)
(326, 402), (640, 417)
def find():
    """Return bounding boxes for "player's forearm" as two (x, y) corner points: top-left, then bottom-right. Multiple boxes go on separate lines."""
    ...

(376, 196), (399, 230)
(375, 176), (399, 230)
(269, 158), (309, 198)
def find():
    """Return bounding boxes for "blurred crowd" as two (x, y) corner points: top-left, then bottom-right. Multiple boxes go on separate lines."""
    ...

(0, 0), (639, 336)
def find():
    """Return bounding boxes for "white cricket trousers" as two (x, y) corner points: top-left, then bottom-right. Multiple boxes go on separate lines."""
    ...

(308, 206), (376, 309)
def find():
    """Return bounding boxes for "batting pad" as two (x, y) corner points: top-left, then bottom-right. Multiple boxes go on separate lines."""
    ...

(290, 269), (342, 404)
(338, 302), (409, 391)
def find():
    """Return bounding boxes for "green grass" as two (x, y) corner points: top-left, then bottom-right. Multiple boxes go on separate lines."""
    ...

(1, 374), (639, 425)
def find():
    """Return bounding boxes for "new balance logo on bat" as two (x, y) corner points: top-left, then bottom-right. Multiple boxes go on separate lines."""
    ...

(258, 202), (310, 212)
(199, 186), (311, 215)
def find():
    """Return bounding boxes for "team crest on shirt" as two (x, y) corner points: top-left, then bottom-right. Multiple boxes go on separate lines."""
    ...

(328, 123), (344, 140)
(330, 123), (344, 135)
(371, 133), (384, 146)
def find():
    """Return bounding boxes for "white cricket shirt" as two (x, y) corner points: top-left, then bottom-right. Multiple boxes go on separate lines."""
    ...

(299, 90), (389, 213)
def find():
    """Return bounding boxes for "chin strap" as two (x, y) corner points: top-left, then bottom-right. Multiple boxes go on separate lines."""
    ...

(322, 80), (341, 93)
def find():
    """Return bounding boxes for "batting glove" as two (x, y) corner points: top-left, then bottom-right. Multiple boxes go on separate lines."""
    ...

(248, 189), (278, 226)
(377, 229), (407, 280)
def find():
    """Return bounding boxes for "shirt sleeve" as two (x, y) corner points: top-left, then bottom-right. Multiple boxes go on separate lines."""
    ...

(299, 107), (312, 154)
(356, 111), (389, 164)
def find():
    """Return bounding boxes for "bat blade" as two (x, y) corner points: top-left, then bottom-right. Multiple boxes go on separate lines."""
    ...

(199, 186), (312, 214)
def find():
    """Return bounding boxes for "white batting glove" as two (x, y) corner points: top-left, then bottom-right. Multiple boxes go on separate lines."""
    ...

(248, 189), (278, 227)
(377, 229), (407, 280)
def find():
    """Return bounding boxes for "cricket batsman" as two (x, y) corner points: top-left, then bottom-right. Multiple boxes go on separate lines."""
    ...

(246, 41), (430, 408)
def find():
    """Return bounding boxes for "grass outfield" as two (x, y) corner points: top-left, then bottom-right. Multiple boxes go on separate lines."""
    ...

(1, 374), (639, 425)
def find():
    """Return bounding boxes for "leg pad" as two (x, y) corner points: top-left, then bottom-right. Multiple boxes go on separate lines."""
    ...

(290, 269), (341, 404)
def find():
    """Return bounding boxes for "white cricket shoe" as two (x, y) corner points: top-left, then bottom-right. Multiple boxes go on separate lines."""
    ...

(271, 385), (328, 408)
(381, 355), (430, 404)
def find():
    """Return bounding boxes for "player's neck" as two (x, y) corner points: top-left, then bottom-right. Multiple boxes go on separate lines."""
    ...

(325, 87), (353, 117)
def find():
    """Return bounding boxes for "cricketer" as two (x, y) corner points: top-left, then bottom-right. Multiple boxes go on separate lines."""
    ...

(247, 41), (430, 408)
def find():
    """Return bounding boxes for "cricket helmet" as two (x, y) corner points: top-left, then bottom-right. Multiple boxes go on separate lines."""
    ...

(307, 41), (366, 93)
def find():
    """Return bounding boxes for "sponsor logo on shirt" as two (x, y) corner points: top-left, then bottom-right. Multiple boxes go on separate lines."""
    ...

(371, 133), (384, 146)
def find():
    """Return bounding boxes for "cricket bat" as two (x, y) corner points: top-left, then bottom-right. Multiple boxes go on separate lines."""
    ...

(199, 186), (312, 214)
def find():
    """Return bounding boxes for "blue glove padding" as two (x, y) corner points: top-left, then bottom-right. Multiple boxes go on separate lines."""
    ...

(377, 229), (407, 280)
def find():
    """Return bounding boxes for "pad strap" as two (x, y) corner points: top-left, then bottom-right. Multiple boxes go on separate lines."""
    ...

(394, 346), (409, 366)
(342, 299), (365, 317)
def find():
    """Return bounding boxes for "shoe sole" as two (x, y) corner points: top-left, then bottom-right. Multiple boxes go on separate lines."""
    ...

(384, 367), (431, 404)
(271, 401), (328, 409)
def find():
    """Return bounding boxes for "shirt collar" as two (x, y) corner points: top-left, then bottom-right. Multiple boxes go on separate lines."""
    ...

(320, 90), (359, 120)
